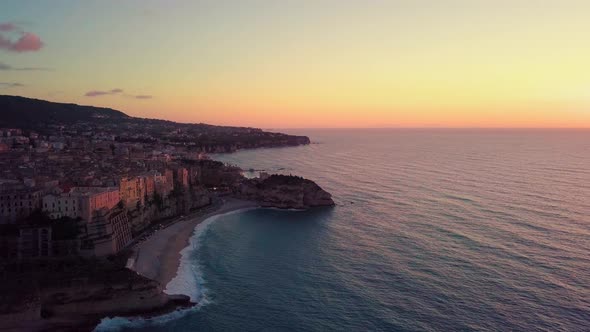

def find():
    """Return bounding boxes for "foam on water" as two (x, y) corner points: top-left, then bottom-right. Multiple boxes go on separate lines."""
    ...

(164, 207), (258, 302)
(94, 307), (199, 332)
(94, 208), (258, 331)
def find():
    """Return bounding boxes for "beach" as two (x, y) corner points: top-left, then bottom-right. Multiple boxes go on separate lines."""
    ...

(130, 198), (259, 288)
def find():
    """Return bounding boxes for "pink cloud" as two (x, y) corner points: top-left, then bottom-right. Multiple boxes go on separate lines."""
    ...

(11, 32), (43, 52)
(135, 95), (153, 99)
(0, 22), (44, 52)
(0, 23), (16, 32)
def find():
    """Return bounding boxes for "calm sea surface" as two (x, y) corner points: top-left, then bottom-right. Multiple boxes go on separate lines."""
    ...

(97, 129), (590, 331)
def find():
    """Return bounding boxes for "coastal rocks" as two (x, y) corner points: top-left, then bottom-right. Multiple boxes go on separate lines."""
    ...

(42, 270), (182, 317)
(235, 174), (334, 209)
(0, 265), (193, 331)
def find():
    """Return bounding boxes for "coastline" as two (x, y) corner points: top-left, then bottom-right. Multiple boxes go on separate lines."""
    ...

(130, 198), (260, 289)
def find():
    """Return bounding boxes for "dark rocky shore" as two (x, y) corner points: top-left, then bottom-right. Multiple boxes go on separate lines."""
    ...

(237, 174), (335, 209)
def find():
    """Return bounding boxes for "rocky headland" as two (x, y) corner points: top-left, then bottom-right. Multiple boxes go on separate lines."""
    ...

(236, 174), (335, 209)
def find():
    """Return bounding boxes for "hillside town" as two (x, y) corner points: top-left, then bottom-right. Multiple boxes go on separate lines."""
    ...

(0, 123), (265, 261)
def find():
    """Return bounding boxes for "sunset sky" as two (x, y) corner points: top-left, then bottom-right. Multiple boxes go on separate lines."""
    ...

(1, 0), (590, 128)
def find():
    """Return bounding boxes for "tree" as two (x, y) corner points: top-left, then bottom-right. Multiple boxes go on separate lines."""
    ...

(52, 217), (83, 240)
(153, 192), (164, 210)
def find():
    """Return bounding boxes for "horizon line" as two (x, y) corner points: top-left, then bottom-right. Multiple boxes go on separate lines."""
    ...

(3, 95), (590, 131)
(263, 127), (590, 130)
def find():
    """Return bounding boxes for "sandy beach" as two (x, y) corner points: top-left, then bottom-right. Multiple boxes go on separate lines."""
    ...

(130, 198), (259, 288)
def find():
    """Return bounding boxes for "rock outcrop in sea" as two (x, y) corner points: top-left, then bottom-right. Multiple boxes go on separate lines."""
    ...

(235, 174), (335, 209)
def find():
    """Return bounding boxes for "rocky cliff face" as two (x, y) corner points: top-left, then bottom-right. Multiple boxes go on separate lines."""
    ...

(0, 262), (192, 331)
(236, 174), (334, 209)
(41, 268), (190, 319)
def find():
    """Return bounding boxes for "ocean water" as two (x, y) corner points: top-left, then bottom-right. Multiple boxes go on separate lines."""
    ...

(97, 129), (590, 332)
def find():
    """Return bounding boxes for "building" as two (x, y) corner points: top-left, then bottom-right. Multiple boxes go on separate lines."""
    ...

(119, 177), (146, 209)
(74, 187), (120, 223)
(0, 184), (42, 224)
(82, 207), (132, 256)
(0, 228), (19, 261)
(154, 173), (173, 197)
(42, 191), (80, 220)
(42, 187), (120, 223)
(17, 225), (51, 259)
(175, 167), (189, 189)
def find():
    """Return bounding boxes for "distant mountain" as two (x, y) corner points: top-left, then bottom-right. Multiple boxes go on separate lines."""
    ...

(0, 95), (129, 127)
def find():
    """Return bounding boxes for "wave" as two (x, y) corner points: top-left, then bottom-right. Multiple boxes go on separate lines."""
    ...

(94, 307), (199, 332)
(94, 207), (258, 331)
(164, 207), (258, 301)
(164, 213), (218, 303)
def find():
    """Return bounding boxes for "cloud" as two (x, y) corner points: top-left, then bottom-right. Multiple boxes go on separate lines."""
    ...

(0, 23), (17, 32)
(0, 82), (25, 88)
(84, 88), (152, 100)
(0, 61), (51, 71)
(85, 88), (124, 97)
(0, 22), (44, 52)
(11, 33), (43, 52)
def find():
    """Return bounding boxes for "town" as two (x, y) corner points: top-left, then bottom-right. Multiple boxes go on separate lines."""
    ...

(0, 95), (311, 261)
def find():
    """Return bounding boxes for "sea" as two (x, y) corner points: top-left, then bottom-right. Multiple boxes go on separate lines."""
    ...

(96, 129), (590, 332)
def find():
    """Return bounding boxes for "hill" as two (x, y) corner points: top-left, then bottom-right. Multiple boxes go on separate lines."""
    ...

(0, 95), (310, 151)
(0, 95), (129, 127)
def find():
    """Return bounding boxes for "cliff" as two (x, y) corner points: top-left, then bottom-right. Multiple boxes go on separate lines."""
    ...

(0, 260), (193, 331)
(235, 174), (335, 209)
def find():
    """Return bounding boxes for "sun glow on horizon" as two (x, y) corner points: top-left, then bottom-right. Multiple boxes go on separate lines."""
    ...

(2, 0), (590, 128)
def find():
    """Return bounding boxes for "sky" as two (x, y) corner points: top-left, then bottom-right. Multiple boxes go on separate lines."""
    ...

(1, 0), (590, 128)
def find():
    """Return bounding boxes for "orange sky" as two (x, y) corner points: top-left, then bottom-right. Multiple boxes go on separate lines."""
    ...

(2, 1), (590, 128)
